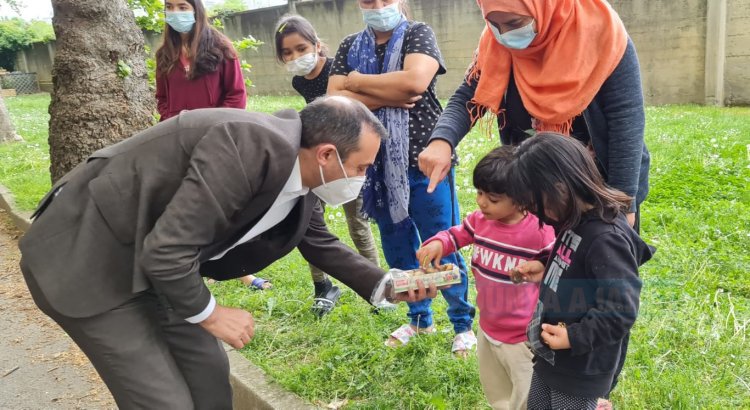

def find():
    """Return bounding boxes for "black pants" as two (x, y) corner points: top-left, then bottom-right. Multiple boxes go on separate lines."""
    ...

(21, 261), (233, 410)
(527, 371), (597, 410)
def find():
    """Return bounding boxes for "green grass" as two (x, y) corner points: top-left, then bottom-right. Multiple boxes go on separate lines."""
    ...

(1, 94), (53, 211)
(2, 94), (748, 408)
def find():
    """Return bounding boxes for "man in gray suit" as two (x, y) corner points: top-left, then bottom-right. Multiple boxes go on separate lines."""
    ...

(19, 96), (438, 409)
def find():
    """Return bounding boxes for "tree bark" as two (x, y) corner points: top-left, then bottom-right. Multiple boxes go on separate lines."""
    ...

(48, 0), (154, 182)
(0, 95), (20, 143)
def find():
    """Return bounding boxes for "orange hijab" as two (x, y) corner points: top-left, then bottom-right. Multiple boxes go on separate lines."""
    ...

(469, 0), (628, 134)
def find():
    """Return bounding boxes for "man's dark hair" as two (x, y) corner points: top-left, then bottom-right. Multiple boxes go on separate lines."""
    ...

(473, 146), (514, 194)
(299, 96), (387, 160)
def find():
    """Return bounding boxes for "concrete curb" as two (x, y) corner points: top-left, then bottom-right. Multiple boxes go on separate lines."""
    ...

(225, 344), (314, 410)
(0, 183), (316, 410)
(0, 184), (31, 232)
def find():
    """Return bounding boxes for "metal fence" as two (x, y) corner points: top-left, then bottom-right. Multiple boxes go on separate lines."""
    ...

(0, 72), (40, 95)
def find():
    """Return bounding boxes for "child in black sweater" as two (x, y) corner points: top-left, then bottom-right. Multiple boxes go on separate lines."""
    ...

(505, 133), (654, 409)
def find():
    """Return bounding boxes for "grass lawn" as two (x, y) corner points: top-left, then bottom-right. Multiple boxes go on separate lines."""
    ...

(2, 94), (749, 409)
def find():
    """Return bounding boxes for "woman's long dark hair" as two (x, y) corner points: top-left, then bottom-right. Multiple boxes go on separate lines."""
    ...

(156, 0), (237, 80)
(504, 132), (632, 232)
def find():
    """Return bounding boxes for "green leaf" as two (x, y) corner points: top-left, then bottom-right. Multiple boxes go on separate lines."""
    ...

(127, 0), (164, 32)
(233, 35), (264, 52)
(117, 60), (132, 78)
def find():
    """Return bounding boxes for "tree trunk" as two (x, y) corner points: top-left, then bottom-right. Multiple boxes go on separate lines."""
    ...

(48, 0), (154, 182)
(0, 95), (20, 143)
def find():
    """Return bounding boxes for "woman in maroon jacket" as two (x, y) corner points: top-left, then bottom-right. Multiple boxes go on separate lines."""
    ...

(155, 0), (246, 121)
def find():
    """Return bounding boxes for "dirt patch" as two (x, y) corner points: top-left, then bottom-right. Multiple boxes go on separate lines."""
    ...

(0, 209), (115, 409)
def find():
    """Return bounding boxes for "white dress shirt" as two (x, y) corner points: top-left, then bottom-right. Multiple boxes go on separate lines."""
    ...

(185, 158), (309, 323)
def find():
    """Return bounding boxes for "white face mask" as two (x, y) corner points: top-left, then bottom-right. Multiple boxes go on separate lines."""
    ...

(285, 52), (318, 76)
(311, 149), (366, 207)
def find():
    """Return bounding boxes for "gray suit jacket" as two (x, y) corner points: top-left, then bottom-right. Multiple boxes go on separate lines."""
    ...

(19, 108), (386, 319)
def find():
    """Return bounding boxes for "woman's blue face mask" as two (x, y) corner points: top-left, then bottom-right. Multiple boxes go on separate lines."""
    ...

(488, 20), (537, 50)
(361, 2), (403, 32)
(165, 11), (196, 33)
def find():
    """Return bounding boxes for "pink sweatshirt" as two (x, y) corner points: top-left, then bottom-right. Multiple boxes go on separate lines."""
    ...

(424, 211), (555, 344)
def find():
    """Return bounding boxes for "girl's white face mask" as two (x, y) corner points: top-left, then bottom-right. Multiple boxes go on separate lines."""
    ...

(286, 52), (318, 76)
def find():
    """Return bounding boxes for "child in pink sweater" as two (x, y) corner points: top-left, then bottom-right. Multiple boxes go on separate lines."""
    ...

(417, 147), (555, 410)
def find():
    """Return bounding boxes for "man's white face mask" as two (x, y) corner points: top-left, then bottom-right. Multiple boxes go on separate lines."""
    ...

(311, 149), (366, 206)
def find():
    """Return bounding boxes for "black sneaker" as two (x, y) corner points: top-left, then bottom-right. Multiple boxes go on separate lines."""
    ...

(311, 285), (341, 317)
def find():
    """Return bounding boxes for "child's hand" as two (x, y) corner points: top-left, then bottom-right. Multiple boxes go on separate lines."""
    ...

(416, 241), (443, 269)
(509, 261), (545, 284)
(540, 323), (571, 350)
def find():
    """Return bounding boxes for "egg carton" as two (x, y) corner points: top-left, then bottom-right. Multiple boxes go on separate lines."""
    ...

(391, 263), (461, 293)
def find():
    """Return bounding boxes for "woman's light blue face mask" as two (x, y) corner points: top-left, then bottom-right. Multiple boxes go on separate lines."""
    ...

(165, 11), (196, 33)
(488, 20), (537, 50)
(361, 2), (403, 32)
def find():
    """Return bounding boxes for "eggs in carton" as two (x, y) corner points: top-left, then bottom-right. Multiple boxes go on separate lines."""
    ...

(391, 263), (461, 293)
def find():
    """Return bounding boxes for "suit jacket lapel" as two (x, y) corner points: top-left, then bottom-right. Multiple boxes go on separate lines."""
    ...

(201, 109), (303, 260)
(199, 194), (316, 280)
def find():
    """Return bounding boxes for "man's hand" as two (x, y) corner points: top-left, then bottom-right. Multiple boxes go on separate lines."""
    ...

(540, 323), (571, 350)
(418, 139), (453, 193)
(509, 260), (546, 284)
(391, 279), (440, 303)
(416, 241), (444, 269)
(199, 305), (255, 349)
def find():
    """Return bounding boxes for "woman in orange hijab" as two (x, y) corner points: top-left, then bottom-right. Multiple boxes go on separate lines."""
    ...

(417, 1), (649, 409)
(419, 0), (649, 229)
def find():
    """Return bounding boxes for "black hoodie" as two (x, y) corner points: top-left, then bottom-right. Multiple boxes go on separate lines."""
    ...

(526, 212), (654, 398)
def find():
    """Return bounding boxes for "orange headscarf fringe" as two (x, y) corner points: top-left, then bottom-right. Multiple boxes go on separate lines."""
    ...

(468, 0), (628, 138)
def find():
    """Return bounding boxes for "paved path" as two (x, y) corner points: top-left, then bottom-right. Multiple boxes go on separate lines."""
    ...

(0, 210), (115, 409)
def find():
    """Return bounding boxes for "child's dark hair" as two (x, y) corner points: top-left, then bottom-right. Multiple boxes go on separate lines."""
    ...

(505, 132), (632, 231)
(273, 14), (328, 63)
(473, 146), (514, 195)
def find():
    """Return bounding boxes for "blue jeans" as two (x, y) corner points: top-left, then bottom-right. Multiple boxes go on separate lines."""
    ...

(376, 167), (475, 333)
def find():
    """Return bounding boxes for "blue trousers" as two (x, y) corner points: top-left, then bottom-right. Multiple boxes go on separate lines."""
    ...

(376, 167), (475, 333)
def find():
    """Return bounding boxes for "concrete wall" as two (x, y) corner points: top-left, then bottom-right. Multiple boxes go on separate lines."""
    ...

(612, 0), (708, 104)
(725, 0), (750, 105)
(222, 0), (483, 99)
(15, 42), (55, 92)
(12, 0), (750, 105)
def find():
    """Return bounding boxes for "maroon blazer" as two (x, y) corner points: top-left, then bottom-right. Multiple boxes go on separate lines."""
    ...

(155, 57), (247, 121)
